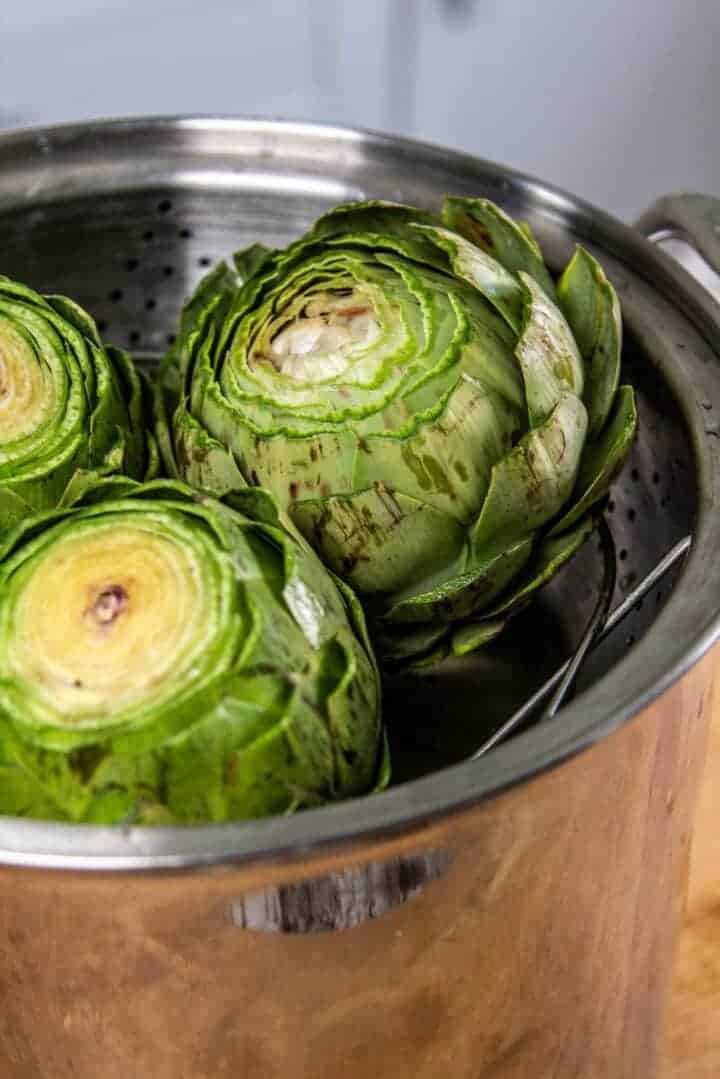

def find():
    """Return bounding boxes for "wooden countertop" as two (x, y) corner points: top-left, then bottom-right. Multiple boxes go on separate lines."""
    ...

(662, 684), (720, 1076)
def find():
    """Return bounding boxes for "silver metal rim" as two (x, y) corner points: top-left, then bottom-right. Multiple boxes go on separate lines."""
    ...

(0, 115), (719, 871)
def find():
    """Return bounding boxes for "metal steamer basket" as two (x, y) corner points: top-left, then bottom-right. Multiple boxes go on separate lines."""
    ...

(1, 118), (719, 1079)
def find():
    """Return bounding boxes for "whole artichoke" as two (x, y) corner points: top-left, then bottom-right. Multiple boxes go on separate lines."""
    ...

(0, 276), (156, 530)
(0, 479), (383, 823)
(163, 198), (637, 664)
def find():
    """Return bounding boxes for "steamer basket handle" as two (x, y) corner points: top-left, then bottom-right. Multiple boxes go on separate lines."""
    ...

(636, 194), (720, 291)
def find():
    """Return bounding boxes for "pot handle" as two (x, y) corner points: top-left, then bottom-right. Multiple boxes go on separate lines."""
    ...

(635, 193), (720, 278)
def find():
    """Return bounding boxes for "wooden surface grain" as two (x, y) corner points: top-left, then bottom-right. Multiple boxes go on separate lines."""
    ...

(663, 680), (720, 1076)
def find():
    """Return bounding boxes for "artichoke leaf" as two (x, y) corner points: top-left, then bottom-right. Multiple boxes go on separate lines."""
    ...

(46, 294), (102, 345)
(291, 485), (466, 598)
(152, 356), (182, 480)
(0, 488), (34, 533)
(60, 473), (141, 508)
(373, 730), (392, 791)
(549, 384), (637, 536)
(412, 222), (524, 333)
(382, 533), (534, 626)
(471, 391), (588, 557)
(374, 622), (449, 664)
(515, 272), (584, 427)
(451, 618), (506, 657)
(325, 230), (450, 274)
(557, 246), (622, 437)
(310, 199), (437, 241)
(481, 513), (596, 620)
(170, 407), (247, 498)
(356, 376), (522, 522)
(174, 259), (243, 368)
(442, 197), (556, 298)
(233, 242), (275, 282)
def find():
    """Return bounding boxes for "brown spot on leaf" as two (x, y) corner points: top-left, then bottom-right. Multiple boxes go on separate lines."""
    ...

(224, 753), (239, 786)
(464, 216), (494, 252)
(342, 554), (359, 575)
(69, 745), (105, 783)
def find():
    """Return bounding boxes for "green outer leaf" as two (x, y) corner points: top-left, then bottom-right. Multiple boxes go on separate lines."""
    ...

(291, 485), (466, 597)
(233, 243), (275, 282)
(382, 535), (534, 626)
(480, 513), (596, 620)
(373, 622), (449, 665)
(471, 393), (588, 557)
(0, 479), (383, 823)
(549, 385), (637, 536)
(152, 355), (182, 479)
(0, 489), (34, 533)
(441, 197), (556, 298)
(310, 200), (437, 241)
(557, 246), (622, 437)
(373, 730), (392, 792)
(515, 272), (584, 426)
(412, 223), (524, 333)
(451, 618), (506, 657)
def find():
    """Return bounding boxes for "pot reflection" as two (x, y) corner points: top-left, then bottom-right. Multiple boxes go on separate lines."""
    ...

(228, 850), (453, 934)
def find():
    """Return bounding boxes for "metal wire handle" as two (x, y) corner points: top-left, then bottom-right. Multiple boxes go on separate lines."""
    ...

(472, 529), (692, 759)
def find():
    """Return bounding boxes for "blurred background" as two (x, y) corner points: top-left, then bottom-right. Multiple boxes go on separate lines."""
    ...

(1, 0), (719, 219)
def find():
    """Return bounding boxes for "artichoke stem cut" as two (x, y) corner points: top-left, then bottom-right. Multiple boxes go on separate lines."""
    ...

(84, 584), (128, 628)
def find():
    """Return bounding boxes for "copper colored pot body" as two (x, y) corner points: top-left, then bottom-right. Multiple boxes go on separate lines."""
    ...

(0, 657), (712, 1079)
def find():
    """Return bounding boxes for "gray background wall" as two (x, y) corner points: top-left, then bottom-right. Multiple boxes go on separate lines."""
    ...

(1, 0), (718, 219)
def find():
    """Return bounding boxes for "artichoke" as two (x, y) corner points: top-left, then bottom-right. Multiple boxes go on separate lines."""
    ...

(0, 275), (157, 531)
(0, 478), (383, 823)
(163, 198), (637, 664)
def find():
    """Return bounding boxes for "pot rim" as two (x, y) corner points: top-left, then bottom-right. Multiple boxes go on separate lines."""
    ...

(0, 114), (718, 871)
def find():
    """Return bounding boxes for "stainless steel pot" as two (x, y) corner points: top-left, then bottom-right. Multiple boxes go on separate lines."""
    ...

(0, 118), (719, 1079)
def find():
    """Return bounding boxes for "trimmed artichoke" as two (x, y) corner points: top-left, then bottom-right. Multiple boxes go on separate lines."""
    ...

(163, 198), (637, 664)
(0, 275), (157, 530)
(0, 479), (383, 823)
